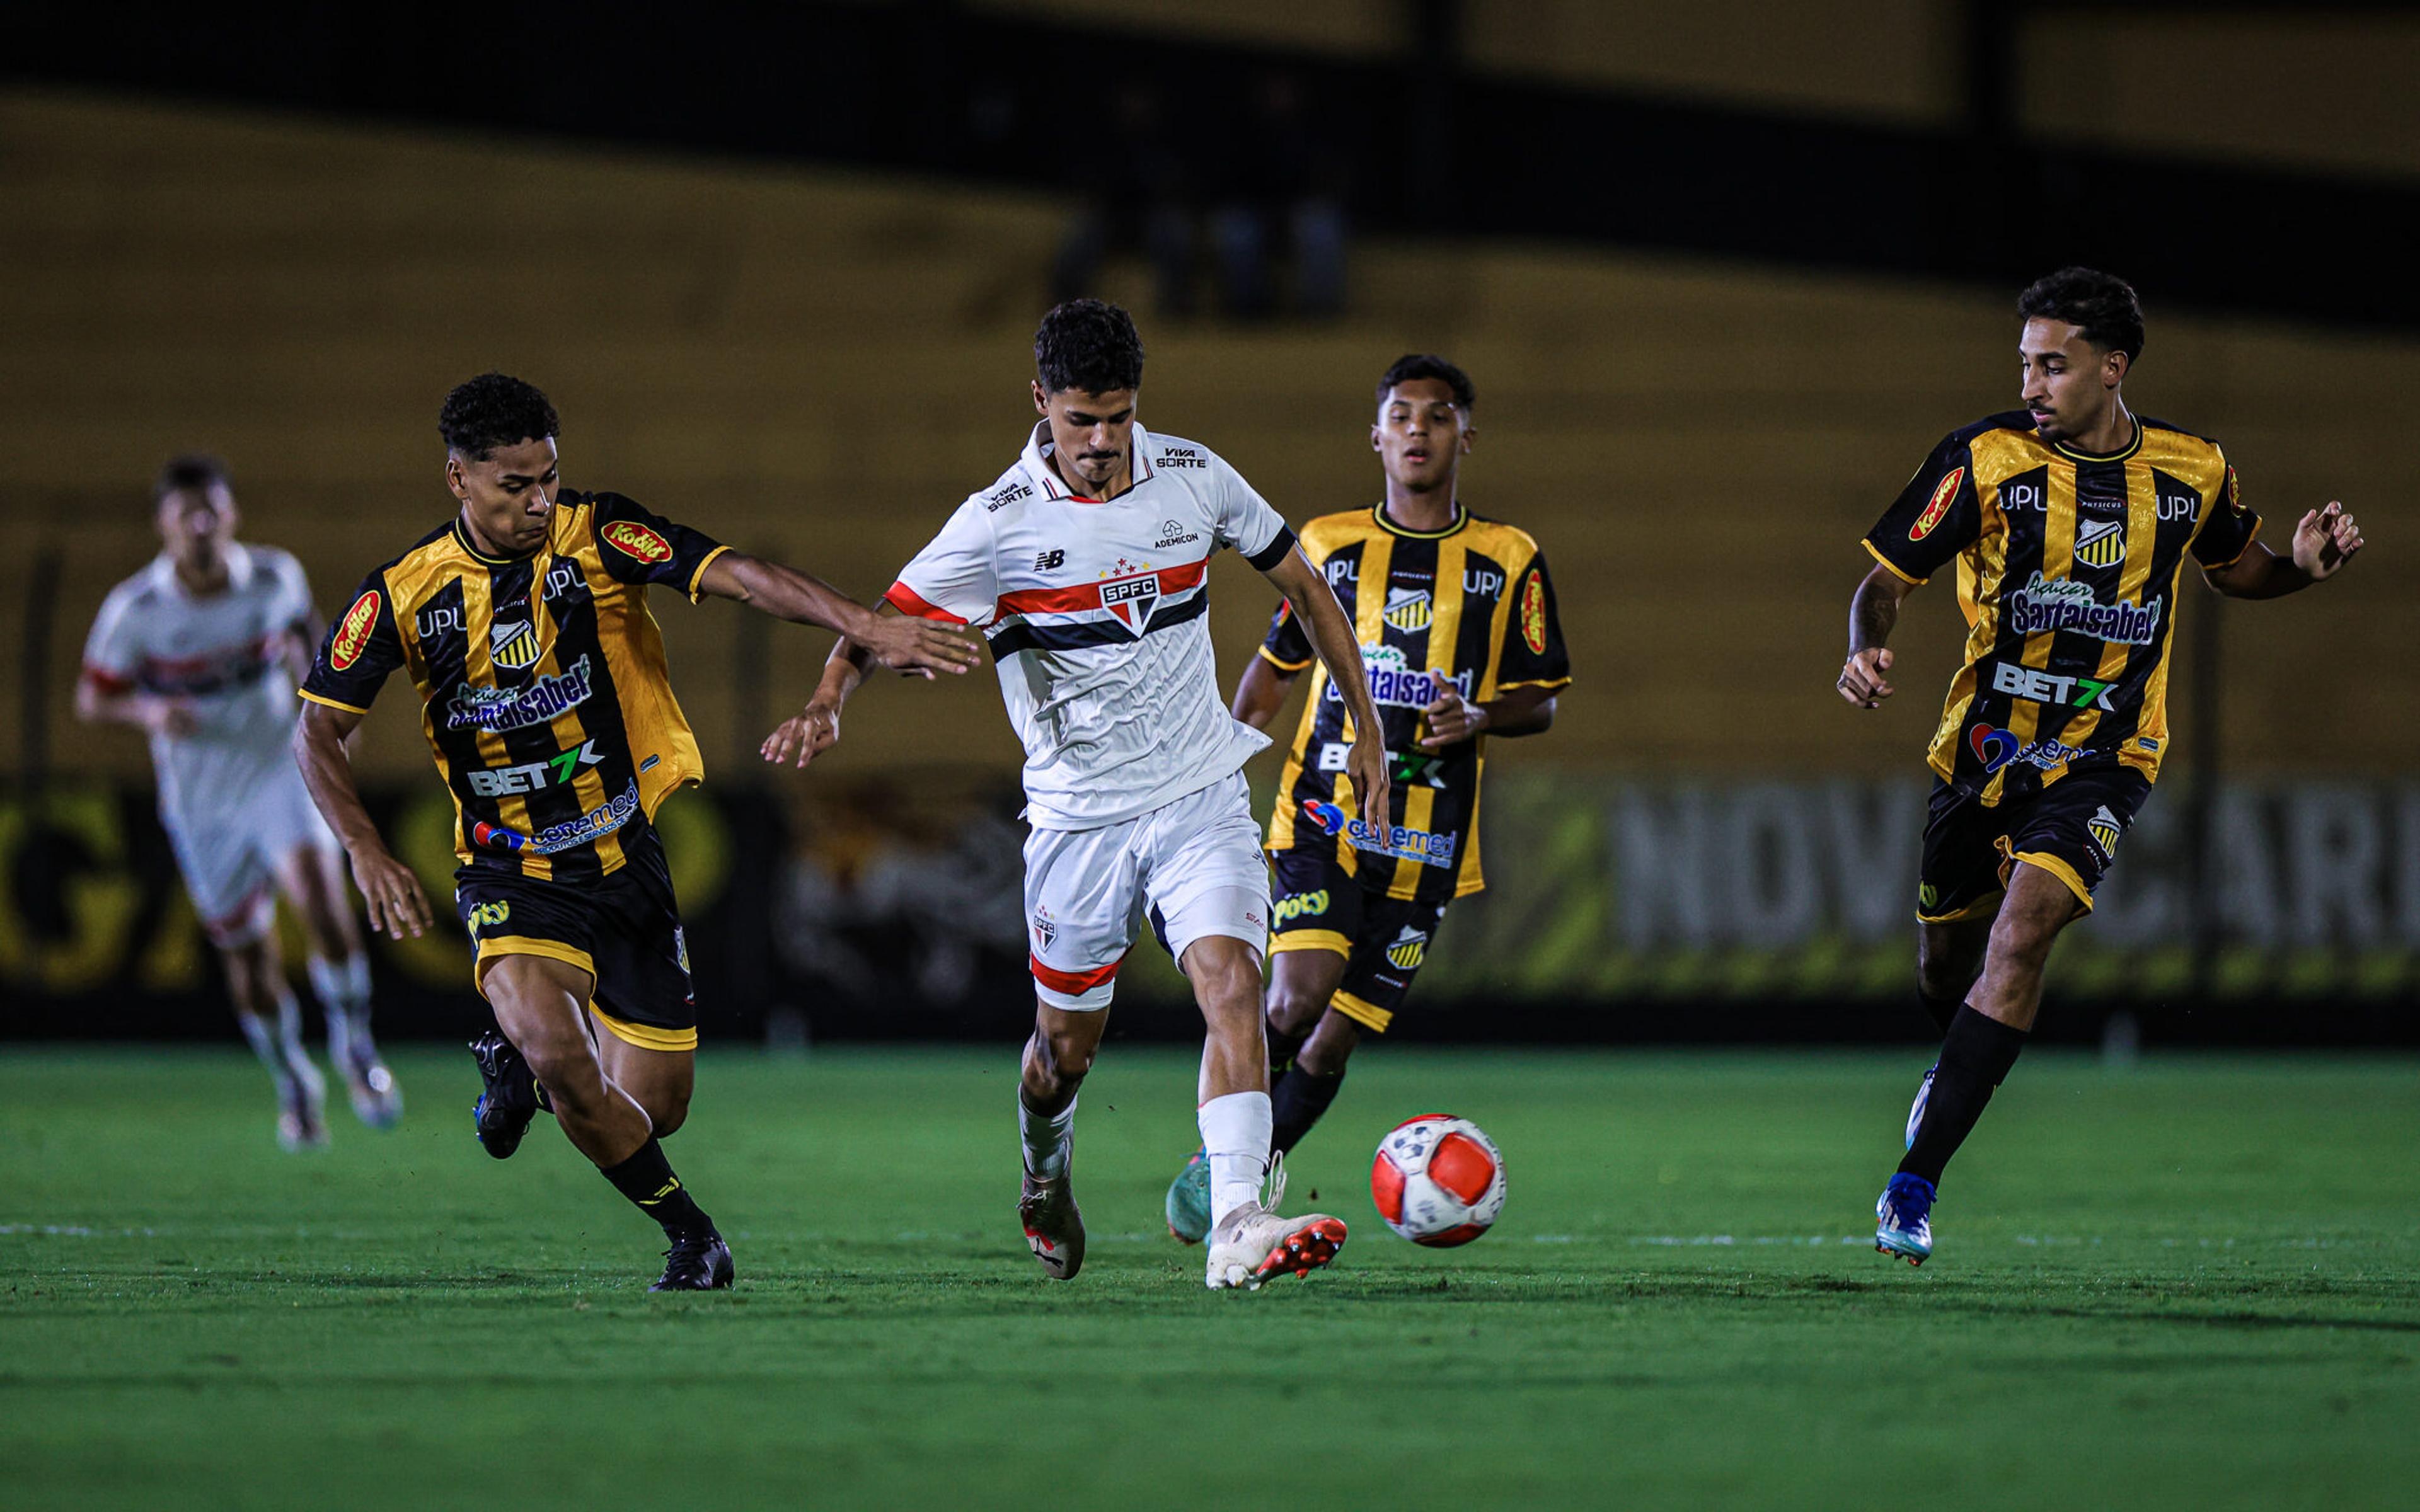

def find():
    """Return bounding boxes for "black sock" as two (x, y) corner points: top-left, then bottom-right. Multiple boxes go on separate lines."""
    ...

(1266, 1022), (1306, 1082)
(1270, 1065), (1345, 1157)
(1898, 1006), (2027, 1186)
(600, 1138), (715, 1240)
(1916, 987), (1961, 1036)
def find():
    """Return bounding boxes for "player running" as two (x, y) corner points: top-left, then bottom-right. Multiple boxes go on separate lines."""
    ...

(80, 455), (400, 1151)
(1159, 354), (1570, 1242)
(1840, 268), (2365, 1266)
(293, 374), (974, 1291)
(765, 301), (1390, 1290)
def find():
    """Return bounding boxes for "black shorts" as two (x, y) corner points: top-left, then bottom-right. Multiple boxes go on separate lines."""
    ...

(1918, 767), (2153, 925)
(455, 827), (696, 1051)
(1266, 847), (1449, 1034)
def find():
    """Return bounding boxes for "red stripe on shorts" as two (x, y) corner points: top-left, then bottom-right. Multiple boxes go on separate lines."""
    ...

(1029, 953), (1125, 995)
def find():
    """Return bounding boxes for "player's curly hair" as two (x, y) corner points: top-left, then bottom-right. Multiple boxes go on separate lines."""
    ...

(2018, 268), (2145, 362)
(1034, 300), (1145, 396)
(1377, 354), (1475, 410)
(439, 372), (561, 459)
(153, 453), (231, 503)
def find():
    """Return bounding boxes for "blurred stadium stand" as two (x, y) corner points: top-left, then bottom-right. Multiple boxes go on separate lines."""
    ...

(2, 1), (2415, 1043)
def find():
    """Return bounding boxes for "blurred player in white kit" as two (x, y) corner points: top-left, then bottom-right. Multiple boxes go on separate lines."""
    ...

(79, 455), (400, 1149)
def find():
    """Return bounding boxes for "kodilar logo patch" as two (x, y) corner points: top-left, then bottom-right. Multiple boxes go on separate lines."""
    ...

(601, 520), (674, 564)
(1910, 467), (1964, 542)
(330, 590), (381, 670)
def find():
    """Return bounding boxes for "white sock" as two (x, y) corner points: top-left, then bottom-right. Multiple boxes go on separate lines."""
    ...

(241, 995), (320, 1099)
(1199, 1091), (1274, 1223)
(1018, 1092), (1076, 1181)
(308, 954), (376, 1063)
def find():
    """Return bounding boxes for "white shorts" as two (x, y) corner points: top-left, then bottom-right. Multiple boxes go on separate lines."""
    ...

(1023, 771), (1269, 1011)
(163, 764), (339, 948)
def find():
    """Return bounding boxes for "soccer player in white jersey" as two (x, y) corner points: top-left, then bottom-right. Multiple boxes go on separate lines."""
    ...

(766, 301), (1391, 1290)
(80, 456), (400, 1149)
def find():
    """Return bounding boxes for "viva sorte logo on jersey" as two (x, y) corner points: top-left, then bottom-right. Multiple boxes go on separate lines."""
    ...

(446, 654), (596, 732)
(1327, 644), (1472, 709)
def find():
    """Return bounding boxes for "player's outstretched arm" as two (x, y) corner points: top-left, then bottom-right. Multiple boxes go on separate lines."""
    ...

(75, 679), (199, 740)
(760, 604), (896, 769)
(1840, 563), (1918, 709)
(293, 701), (432, 940)
(2204, 501), (2365, 599)
(698, 552), (981, 678)
(1262, 546), (1390, 823)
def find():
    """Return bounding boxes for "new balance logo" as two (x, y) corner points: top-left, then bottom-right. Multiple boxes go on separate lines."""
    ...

(1035, 549), (1066, 572)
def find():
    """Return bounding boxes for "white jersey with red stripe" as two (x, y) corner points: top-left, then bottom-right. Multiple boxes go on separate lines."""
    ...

(83, 544), (316, 828)
(886, 422), (1298, 830)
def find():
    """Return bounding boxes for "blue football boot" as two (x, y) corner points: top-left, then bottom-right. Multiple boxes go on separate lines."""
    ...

(1874, 1173), (1936, 1265)
(1904, 1064), (1937, 1152)
(1164, 1146), (1213, 1244)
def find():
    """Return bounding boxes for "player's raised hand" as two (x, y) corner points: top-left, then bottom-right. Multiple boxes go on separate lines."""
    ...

(1346, 730), (1392, 832)
(761, 702), (841, 769)
(1417, 688), (1490, 750)
(860, 615), (982, 679)
(349, 844), (431, 941)
(2292, 501), (2364, 581)
(1838, 647), (1894, 709)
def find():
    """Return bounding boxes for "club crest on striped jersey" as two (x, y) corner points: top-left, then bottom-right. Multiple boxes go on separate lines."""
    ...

(1098, 564), (1160, 633)
(330, 589), (381, 670)
(1910, 467), (1963, 542)
(601, 520), (673, 564)
(2074, 519), (2127, 570)
(490, 618), (543, 672)
(1383, 586), (1433, 633)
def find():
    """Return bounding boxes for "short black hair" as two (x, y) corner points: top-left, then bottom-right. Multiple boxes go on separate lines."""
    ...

(2017, 267), (2146, 362)
(439, 372), (561, 460)
(153, 453), (231, 503)
(1377, 354), (1475, 411)
(1035, 300), (1144, 396)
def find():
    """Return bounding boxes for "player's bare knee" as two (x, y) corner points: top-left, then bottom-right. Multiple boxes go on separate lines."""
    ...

(645, 1091), (691, 1138)
(1024, 1024), (1094, 1101)
(1265, 979), (1328, 1038)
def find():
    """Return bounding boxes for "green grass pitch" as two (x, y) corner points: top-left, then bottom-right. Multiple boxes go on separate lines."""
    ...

(4, 1045), (2415, 1509)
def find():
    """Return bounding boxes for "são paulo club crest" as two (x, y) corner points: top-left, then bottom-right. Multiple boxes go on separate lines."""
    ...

(1099, 561), (1160, 634)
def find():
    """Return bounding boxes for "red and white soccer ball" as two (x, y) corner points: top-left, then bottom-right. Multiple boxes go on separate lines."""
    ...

(1369, 1113), (1506, 1247)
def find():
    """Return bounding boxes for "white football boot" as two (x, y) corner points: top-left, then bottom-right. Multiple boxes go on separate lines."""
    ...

(1203, 1155), (1347, 1290)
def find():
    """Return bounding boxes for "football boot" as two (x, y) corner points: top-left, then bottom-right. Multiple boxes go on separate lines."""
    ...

(1163, 1146), (1212, 1244)
(468, 1030), (542, 1160)
(650, 1231), (735, 1292)
(1874, 1173), (1937, 1266)
(1018, 1171), (1086, 1281)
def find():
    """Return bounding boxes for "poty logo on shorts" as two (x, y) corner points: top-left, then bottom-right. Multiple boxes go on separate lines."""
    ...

(2005, 573), (2161, 645)
(1968, 723), (2088, 775)
(1273, 890), (1329, 922)
(1299, 799), (1457, 868)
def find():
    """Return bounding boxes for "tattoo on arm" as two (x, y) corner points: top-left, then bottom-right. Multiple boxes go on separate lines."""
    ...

(1850, 576), (1899, 653)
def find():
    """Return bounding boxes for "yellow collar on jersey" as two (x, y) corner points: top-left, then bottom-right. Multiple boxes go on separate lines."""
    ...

(1372, 501), (1468, 539)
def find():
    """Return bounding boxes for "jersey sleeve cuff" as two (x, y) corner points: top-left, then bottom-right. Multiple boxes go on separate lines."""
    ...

(1244, 525), (1298, 573)
(884, 581), (971, 626)
(1494, 677), (1572, 692)
(1257, 644), (1315, 672)
(1862, 539), (1927, 585)
(2196, 515), (2262, 572)
(684, 543), (734, 602)
(298, 689), (369, 714)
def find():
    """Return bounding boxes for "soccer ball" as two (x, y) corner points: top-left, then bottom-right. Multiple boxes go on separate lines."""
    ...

(1369, 1113), (1506, 1247)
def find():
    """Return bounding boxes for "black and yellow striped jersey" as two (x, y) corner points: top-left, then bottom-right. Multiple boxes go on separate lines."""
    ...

(1262, 504), (1570, 904)
(301, 491), (729, 882)
(1863, 412), (2261, 805)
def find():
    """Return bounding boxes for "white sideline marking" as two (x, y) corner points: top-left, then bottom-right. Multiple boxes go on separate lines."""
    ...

(0, 1224), (158, 1237)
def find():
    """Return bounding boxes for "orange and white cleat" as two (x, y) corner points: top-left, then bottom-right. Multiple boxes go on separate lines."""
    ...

(1205, 1203), (1347, 1290)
